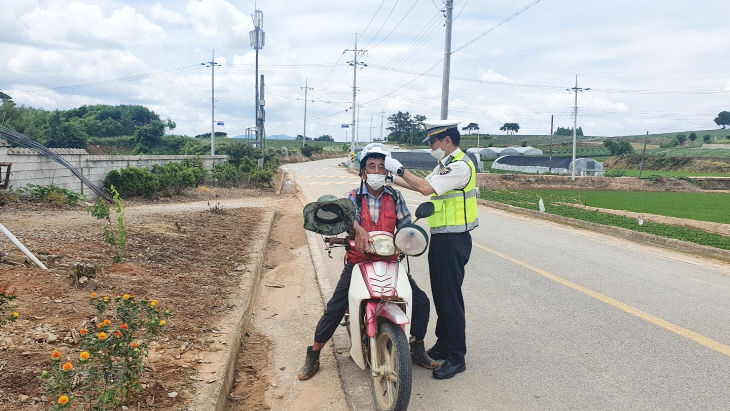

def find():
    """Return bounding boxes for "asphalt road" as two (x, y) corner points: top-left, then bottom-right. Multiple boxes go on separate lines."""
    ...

(284, 157), (730, 410)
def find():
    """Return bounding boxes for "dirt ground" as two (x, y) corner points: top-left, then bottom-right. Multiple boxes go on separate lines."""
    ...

(226, 180), (347, 411)
(0, 181), (348, 410)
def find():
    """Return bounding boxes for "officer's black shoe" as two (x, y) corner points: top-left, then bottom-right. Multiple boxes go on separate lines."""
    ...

(432, 359), (466, 380)
(410, 340), (440, 370)
(426, 345), (447, 361)
(297, 346), (321, 380)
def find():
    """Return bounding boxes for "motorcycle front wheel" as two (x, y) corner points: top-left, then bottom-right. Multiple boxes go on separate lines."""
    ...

(369, 320), (412, 411)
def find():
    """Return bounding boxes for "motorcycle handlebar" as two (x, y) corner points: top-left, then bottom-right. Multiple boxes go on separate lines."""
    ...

(324, 237), (349, 246)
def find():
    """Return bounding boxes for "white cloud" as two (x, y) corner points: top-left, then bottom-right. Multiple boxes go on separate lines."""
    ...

(18, 1), (165, 49)
(150, 3), (186, 25)
(479, 69), (511, 83)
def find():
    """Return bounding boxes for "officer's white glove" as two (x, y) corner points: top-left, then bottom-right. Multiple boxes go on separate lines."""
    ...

(384, 156), (403, 173)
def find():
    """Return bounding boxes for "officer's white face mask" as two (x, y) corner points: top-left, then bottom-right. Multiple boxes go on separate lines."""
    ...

(365, 174), (386, 191)
(430, 148), (445, 161)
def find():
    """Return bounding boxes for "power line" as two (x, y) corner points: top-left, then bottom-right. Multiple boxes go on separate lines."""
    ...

(451, 0), (541, 55)
(360, 0), (387, 38)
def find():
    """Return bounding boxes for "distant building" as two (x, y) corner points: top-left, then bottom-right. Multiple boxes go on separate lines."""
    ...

(491, 156), (605, 176)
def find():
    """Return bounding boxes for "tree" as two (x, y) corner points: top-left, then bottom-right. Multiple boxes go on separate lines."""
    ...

(555, 126), (583, 136)
(0, 92), (18, 126)
(675, 134), (687, 145)
(134, 120), (165, 146)
(714, 111), (730, 129)
(386, 111), (426, 143)
(499, 123), (520, 135)
(315, 134), (334, 141)
(603, 138), (634, 155)
(689, 133), (697, 141)
(462, 122), (479, 135)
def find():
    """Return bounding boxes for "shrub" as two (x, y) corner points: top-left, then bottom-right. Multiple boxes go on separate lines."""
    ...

(104, 158), (206, 198)
(675, 134), (687, 145)
(703, 135), (712, 143)
(603, 139), (634, 155)
(604, 169), (626, 177)
(689, 133), (697, 141)
(18, 184), (85, 206)
(300, 145), (323, 158)
(211, 163), (244, 186)
(40, 293), (170, 410)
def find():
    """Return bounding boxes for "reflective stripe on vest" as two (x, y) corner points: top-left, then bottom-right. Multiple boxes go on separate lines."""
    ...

(427, 151), (479, 234)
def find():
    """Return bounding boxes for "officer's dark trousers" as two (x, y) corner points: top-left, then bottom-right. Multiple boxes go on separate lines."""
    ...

(314, 262), (431, 344)
(428, 231), (472, 364)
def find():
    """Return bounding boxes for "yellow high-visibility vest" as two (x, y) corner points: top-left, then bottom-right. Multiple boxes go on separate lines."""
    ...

(428, 151), (479, 233)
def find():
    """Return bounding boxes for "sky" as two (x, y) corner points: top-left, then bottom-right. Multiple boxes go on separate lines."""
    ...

(2, 0), (730, 142)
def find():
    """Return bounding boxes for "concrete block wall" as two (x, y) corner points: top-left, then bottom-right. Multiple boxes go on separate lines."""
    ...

(0, 141), (227, 200)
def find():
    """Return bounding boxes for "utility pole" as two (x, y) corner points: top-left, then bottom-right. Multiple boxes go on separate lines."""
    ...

(345, 33), (367, 159)
(201, 50), (220, 156)
(369, 114), (373, 143)
(639, 131), (649, 178)
(300, 79), (313, 148)
(250, 9), (265, 148)
(440, 0), (454, 120)
(379, 111), (385, 141)
(356, 103), (362, 148)
(568, 75), (590, 181)
(549, 114), (554, 173)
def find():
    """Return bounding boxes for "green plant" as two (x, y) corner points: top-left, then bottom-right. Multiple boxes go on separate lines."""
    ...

(0, 287), (19, 326)
(88, 186), (127, 263)
(40, 293), (170, 410)
(604, 169), (626, 177)
(18, 184), (85, 206)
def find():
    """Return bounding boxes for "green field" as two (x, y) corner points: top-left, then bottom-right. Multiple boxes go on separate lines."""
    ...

(480, 190), (730, 250)
(609, 169), (730, 177)
(524, 190), (730, 224)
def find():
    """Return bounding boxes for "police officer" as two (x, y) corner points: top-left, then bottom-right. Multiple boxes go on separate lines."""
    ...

(384, 120), (479, 380)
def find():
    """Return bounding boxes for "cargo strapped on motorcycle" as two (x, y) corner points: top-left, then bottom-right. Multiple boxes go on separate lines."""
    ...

(303, 195), (356, 236)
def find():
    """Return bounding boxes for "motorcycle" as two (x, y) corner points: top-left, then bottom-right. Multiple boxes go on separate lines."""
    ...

(323, 202), (434, 411)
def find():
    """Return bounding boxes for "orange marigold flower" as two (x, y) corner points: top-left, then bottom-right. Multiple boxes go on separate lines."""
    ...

(51, 350), (62, 359)
(122, 293), (131, 300)
(130, 342), (139, 349)
(98, 332), (107, 340)
(62, 362), (73, 372)
(103, 319), (111, 326)
(97, 323), (104, 329)
(160, 320), (166, 326)
(121, 323), (129, 329)
(79, 352), (90, 361)
(150, 300), (158, 308)
(90, 292), (97, 298)
(79, 328), (88, 335)
(58, 395), (69, 405)
(114, 331), (122, 338)
(103, 296), (109, 301)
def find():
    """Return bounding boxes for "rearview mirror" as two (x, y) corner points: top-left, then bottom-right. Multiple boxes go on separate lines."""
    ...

(414, 202), (434, 220)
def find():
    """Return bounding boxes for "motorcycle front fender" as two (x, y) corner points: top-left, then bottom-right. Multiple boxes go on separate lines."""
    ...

(366, 301), (410, 337)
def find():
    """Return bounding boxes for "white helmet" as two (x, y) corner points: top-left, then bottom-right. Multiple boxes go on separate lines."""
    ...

(360, 143), (390, 165)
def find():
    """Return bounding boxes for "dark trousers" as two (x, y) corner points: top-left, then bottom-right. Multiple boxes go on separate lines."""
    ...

(314, 262), (430, 344)
(428, 231), (472, 363)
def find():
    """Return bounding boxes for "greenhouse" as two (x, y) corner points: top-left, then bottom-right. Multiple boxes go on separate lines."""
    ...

(491, 156), (605, 176)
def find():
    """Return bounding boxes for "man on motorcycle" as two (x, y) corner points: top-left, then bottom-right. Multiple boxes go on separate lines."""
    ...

(298, 143), (439, 380)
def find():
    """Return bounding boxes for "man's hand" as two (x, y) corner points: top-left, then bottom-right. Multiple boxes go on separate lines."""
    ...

(353, 223), (373, 253)
(384, 156), (403, 173)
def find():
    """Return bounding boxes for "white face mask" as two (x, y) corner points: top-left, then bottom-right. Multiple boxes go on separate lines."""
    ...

(365, 174), (386, 191)
(430, 148), (445, 161)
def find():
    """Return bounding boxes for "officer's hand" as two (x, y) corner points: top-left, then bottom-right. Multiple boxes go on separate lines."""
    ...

(384, 156), (403, 173)
(354, 226), (373, 253)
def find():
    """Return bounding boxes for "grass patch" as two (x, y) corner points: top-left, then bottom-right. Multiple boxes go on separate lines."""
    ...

(606, 169), (730, 178)
(525, 190), (730, 224)
(480, 190), (730, 250)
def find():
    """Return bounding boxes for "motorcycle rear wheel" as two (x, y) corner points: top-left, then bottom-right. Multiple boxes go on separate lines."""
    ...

(369, 320), (412, 411)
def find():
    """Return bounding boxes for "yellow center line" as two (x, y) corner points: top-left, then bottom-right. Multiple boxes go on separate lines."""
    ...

(473, 241), (730, 358)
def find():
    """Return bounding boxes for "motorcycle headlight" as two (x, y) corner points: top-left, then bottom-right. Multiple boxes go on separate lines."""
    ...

(370, 233), (396, 256)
